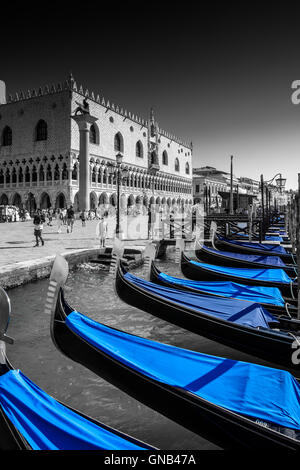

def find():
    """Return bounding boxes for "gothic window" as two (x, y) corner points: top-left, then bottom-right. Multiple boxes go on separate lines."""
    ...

(162, 151), (168, 165)
(0, 170), (3, 184)
(185, 162), (190, 175)
(39, 165), (44, 181)
(35, 120), (48, 141)
(114, 132), (124, 152)
(18, 167), (23, 183)
(136, 141), (143, 158)
(32, 166), (37, 182)
(25, 166), (30, 183)
(46, 164), (52, 181)
(12, 168), (17, 183)
(1, 126), (12, 146)
(175, 158), (180, 172)
(54, 164), (60, 180)
(92, 167), (96, 183)
(62, 163), (68, 180)
(72, 164), (78, 180)
(89, 124), (98, 144)
(5, 169), (10, 184)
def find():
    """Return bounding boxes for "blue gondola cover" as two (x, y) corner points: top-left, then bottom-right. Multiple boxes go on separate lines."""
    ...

(125, 273), (278, 328)
(190, 260), (293, 284)
(66, 311), (300, 431)
(157, 272), (285, 306)
(0, 370), (146, 450)
(218, 236), (287, 254)
(201, 246), (286, 267)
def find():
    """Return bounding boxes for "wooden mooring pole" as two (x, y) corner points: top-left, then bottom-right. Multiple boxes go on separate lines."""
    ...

(298, 174), (300, 319)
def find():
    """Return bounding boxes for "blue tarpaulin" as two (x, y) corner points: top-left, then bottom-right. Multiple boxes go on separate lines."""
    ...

(157, 272), (285, 306)
(66, 311), (300, 431)
(190, 260), (293, 284)
(201, 245), (286, 267)
(124, 272), (278, 328)
(265, 236), (284, 242)
(218, 236), (287, 254)
(0, 370), (146, 450)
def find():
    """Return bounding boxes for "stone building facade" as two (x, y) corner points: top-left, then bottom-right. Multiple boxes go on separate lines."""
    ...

(0, 75), (193, 213)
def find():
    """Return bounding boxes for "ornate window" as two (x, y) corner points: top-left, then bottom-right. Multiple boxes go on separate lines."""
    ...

(72, 164), (78, 180)
(162, 151), (168, 165)
(175, 158), (180, 172)
(136, 141), (143, 158)
(89, 124), (98, 144)
(114, 132), (124, 152)
(35, 120), (48, 141)
(185, 162), (190, 175)
(32, 166), (37, 182)
(1, 126), (12, 146)
(46, 164), (52, 181)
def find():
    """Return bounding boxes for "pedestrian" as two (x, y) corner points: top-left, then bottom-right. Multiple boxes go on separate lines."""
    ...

(80, 210), (86, 227)
(97, 211), (108, 248)
(33, 211), (44, 247)
(66, 205), (75, 233)
(57, 209), (64, 233)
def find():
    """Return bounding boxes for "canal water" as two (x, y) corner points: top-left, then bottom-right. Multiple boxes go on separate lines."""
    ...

(6, 257), (281, 450)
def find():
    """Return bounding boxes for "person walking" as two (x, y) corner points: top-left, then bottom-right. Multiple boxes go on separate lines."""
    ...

(80, 210), (86, 227)
(97, 211), (108, 248)
(33, 211), (44, 247)
(66, 205), (75, 233)
(57, 209), (64, 233)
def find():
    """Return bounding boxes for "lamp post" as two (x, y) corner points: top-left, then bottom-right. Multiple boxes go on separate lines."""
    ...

(107, 153), (129, 238)
(229, 155), (234, 215)
(260, 173), (286, 232)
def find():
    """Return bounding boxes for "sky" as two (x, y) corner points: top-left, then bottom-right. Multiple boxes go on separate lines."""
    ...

(1, 1), (300, 189)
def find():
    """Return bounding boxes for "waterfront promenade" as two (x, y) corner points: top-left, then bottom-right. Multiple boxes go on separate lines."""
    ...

(0, 219), (149, 288)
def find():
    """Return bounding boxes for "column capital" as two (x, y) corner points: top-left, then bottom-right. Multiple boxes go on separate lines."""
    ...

(71, 113), (98, 131)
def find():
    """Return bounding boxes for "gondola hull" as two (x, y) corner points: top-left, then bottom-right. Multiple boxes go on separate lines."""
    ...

(195, 245), (296, 276)
(181, 253), (297, 299)
(116, 263), (300, 369)
(149, 263), (297, 318)
(215, 236), (294, 264)
(51, 287), (300, 450)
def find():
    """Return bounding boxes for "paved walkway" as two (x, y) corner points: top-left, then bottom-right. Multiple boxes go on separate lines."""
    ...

(0, 219), (149, 269)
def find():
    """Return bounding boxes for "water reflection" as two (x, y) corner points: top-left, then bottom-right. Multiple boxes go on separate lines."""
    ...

(6, 258), (281, 450)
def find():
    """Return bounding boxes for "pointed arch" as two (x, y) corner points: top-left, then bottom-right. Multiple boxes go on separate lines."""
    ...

(90, 123), (99, 145)
(35, 120), (48, 141)
(175, 157), (180, 172)
(114, 132), (124, 152)
(162, 150), (168, 166)
(135, 140), (143, 158)
(1, 126), (12, 146)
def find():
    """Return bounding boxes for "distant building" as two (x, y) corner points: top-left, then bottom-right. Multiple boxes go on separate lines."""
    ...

(0, 74), (193, 213)
(193, 166), (259, 212)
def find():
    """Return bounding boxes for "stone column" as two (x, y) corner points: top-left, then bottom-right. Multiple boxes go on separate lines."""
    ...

(71, 113), (98, 212)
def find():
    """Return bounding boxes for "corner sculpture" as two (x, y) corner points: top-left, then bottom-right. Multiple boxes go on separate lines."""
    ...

(73, 97), (90, 115)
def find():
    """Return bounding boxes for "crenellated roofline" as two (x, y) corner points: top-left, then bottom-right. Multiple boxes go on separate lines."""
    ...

(1, 73), (193, 151)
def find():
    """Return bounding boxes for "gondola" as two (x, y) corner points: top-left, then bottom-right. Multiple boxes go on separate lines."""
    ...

(195, 244), (297, 276)
(50, 256), (300, 449)
(181, 252), (297, 299)
(0, 287), (154, 450)
(150, 262), (298, 317)
(215, 235), (295, 264)
(116, 260), (300, 367)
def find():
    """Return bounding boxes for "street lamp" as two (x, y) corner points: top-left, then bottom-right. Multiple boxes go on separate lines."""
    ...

(260, 173), (286, 233)
(107, 152), (129, 238)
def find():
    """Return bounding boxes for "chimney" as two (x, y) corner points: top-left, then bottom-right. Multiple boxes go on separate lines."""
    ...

(0, 80), (6, 104)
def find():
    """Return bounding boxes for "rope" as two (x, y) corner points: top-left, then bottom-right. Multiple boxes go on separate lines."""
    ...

(290, 280), (296, 300)
(285, 303), (292, 319)
(288, 331), (300, 347)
